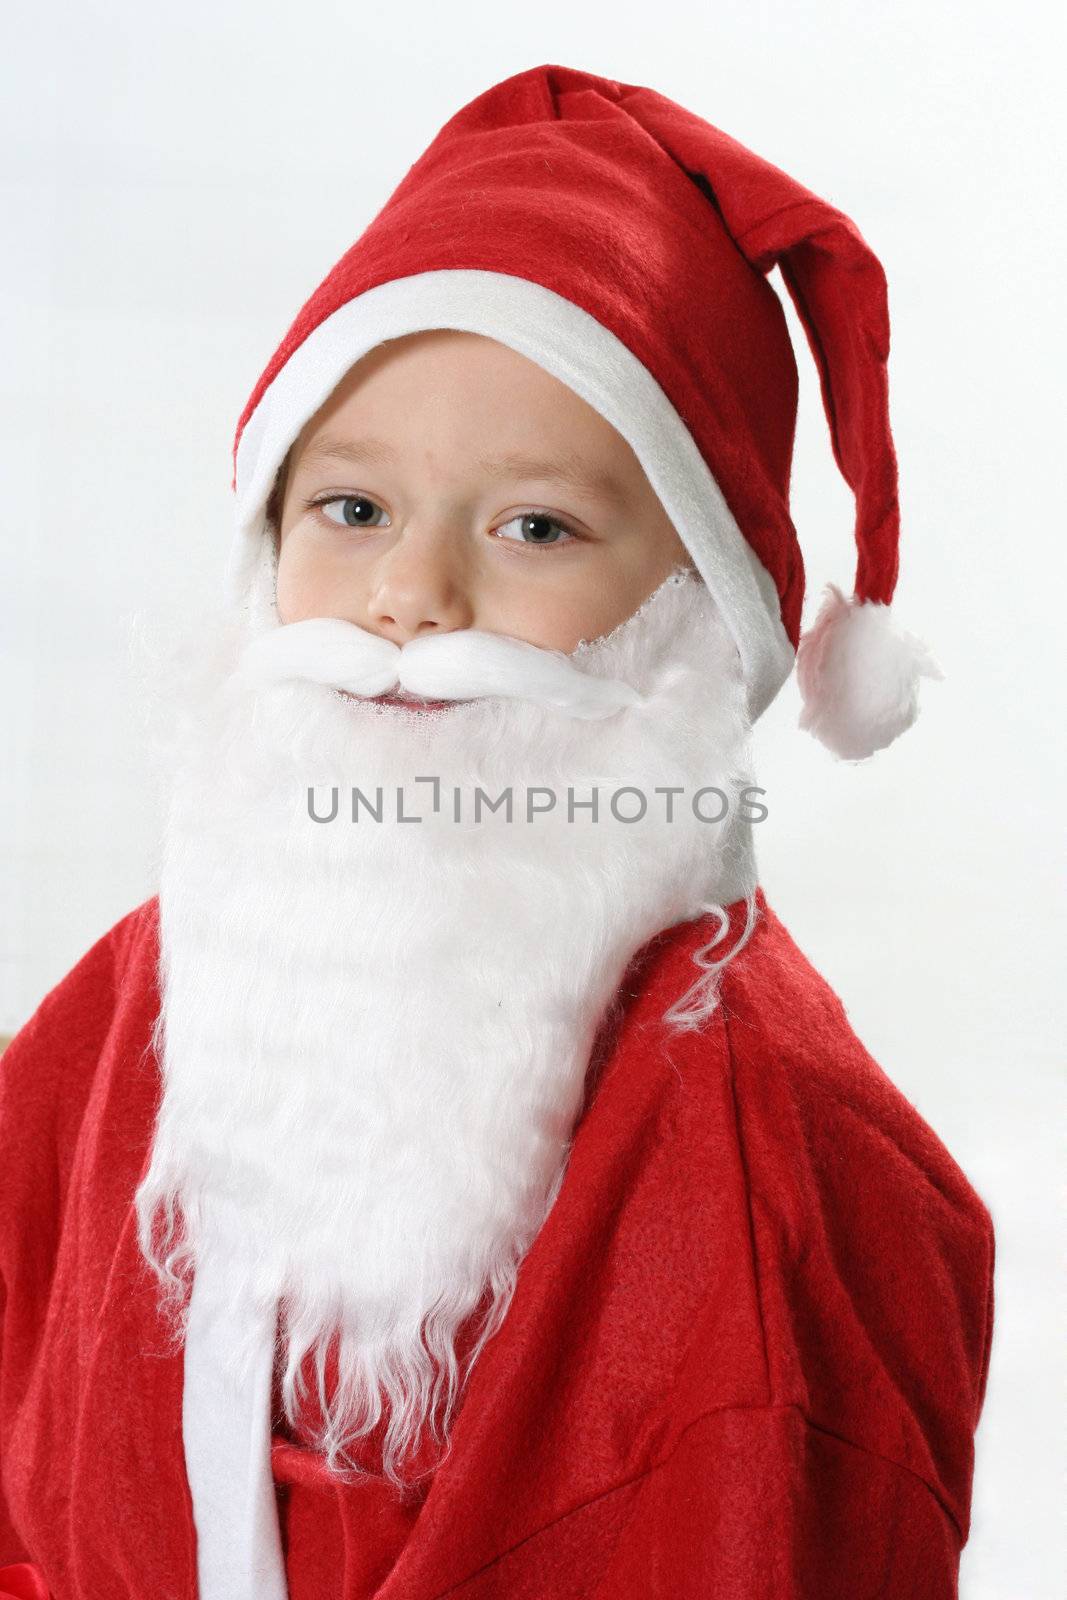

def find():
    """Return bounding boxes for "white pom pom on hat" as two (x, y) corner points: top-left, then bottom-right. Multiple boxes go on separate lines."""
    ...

(228, 63), (940, 759)
(796, 585), (943, 761)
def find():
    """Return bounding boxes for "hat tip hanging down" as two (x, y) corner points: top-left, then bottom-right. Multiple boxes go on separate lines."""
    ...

(795, 584), (944, 762)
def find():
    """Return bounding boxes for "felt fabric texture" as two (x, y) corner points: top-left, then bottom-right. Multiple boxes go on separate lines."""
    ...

(0, 892), (994, 1598)
(0, 1566), (50, 1599)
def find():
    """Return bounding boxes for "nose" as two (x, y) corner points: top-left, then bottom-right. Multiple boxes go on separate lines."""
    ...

(363, 520), (475, 645)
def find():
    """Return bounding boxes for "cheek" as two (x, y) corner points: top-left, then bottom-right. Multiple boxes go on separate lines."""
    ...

(522, 529), (688, 652)
(275, 533), (344, 623)
(273, 542), (305, 624)
(501, 578), (644, 654)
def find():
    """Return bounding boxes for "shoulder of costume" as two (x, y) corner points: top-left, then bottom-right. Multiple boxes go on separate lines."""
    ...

(716, 890), (994, 1250)
(0, 897), (161, 1133)
(711, 890), (994, 1518)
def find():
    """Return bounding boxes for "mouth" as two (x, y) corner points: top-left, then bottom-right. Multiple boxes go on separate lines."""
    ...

(339, 688), (469, 713)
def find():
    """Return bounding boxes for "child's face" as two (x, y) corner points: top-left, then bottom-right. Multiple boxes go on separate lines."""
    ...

(273, 329), (695, 652)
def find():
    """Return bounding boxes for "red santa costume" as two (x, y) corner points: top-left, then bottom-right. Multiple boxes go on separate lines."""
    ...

(0, 61), (993, 1600)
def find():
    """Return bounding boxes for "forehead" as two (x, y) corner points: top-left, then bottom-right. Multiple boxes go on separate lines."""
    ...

(287, 330), (643, 504)
(290, 429), (632, 509)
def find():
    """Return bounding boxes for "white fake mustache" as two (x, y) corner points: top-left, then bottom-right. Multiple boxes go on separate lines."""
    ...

(231, 615), (650, 721)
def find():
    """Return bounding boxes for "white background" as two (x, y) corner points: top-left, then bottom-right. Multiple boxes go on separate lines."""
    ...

(1, 4), (1063, 1594)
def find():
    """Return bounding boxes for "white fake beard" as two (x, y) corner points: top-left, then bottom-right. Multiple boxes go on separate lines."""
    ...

(134, 563), (756, 1489)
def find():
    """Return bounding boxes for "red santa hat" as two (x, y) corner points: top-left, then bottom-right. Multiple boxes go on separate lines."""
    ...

(229, 62), (941, 760)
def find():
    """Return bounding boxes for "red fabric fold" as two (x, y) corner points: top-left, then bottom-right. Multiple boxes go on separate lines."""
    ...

(0, 1564), (51, 1600)
(0, 893), (994, 1597)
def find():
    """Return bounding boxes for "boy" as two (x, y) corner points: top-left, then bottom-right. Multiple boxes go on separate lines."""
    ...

(0, 63), (993, 1600)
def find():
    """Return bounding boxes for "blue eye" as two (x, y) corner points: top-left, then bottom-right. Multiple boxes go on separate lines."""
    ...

(495, 512), (578, 549)
(313, 495), (390, 529)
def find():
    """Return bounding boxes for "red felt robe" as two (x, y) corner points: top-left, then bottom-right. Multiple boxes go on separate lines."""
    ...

(0, 890), (994, 1599)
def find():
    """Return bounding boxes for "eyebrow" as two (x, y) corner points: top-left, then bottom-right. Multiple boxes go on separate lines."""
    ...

(294, 433), (630, 508)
